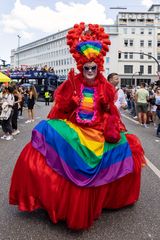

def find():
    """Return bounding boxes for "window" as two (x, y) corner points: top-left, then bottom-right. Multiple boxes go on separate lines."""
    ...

(129, 39), (133, 46)
(124, 65), (133, 73)
(124, 52), (128, 59)
(140, 40), (144, 47)
(148, 40), (152, 47)
(140, 54), (144, 59)
(106, 57), (110, 63)
(118, 52), (121, 59)
(106, 68), (110, 75)
(157, 40), (160, 47)
(123, 28), (127, 34)
(138, 19), (144, 22)
(131, 28), (135, 34)
(157, 53), (160, 61)
(148, 28), (152, 35)
(155, 14), (160, 19)
(146, 19), (154, 24)
(140, 28), (144, 34)
(140, 65), (144, 74)
(128, 19), (136, 22)
(129, 52), (133, 59)
(148, 65), (152, 74)
(119, 19), (127, 23)
(124, 39), (128, 47)
(148, 52), (152, 59)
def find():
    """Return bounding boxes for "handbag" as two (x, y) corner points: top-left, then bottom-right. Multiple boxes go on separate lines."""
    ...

(0, 102), (12, 120)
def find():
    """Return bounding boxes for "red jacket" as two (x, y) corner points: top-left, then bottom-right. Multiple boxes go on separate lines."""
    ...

(48, 70), (125, 142)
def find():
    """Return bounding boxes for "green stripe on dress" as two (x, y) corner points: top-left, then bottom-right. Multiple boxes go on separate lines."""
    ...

(48, 120), (103, 168)
(47, 120), (128, 168)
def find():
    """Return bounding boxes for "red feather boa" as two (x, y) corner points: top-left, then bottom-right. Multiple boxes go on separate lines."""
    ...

(48, 70), (125, 143)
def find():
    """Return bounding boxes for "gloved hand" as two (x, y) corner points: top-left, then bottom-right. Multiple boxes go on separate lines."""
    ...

(71, 94), (81, 107)
(104, 116), (121, 143)
(99, 94), (110, 112)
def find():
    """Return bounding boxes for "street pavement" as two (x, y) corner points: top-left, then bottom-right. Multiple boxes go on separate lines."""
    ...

(0, 103), (160, 240)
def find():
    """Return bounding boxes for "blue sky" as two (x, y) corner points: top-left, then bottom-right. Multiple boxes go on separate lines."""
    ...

(0, 0), (158, 64)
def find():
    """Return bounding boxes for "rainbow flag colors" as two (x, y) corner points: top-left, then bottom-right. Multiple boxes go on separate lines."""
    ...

(76, 41), (102, 59)
(76, 87), (96, 123)
(31, 119), (134, 187)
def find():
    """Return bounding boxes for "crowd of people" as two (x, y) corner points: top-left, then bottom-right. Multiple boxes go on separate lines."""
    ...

(3, 65), (55, 74)
(0, 75), (160, 141)
(0, 83), (38, 140)
(122, 82), (160, 137)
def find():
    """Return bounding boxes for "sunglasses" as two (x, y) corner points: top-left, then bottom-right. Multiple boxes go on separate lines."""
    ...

(83, 66), (97, 71)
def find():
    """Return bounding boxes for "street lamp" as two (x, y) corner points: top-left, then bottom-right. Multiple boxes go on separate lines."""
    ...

(131, 71), (142, 86)
(0, 58), (6, 67)
(17, 35), (21, 68)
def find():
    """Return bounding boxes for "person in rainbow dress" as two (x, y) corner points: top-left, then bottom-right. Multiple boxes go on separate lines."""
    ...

(9, 23), (146, 230)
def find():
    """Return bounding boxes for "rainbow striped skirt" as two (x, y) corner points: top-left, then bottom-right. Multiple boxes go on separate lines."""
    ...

(31, 119), (134, 187)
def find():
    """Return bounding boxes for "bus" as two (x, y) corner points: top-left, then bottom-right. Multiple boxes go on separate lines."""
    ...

(9, 69), (59, 101)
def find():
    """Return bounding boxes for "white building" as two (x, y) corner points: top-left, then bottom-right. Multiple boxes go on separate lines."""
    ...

(11, 4), (160, 86)
(117, 4), (160, 86)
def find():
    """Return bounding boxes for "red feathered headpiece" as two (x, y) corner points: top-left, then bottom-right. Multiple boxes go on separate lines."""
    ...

(66, 22), (111, 72)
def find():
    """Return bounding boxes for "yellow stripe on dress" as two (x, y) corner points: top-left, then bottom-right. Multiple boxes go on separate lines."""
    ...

(83, 97), (94, 103)
(65, 120), (105, 157)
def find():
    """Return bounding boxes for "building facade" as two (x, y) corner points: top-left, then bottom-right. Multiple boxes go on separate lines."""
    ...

(11, 4), (160, 86)
(117, 4), (160, 86)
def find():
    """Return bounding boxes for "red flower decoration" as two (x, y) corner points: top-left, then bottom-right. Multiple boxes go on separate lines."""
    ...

(66, 23), (111, 71)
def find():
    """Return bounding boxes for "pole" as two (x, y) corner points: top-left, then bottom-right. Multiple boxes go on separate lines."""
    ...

(17, 35), (21, 68)
(132, 72), (140, 86)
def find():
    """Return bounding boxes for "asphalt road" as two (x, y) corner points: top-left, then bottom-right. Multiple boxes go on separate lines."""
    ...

(0, 103), (160, 240)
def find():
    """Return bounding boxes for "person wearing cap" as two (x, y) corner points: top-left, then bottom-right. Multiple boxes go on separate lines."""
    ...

(9, 23), (145, 230)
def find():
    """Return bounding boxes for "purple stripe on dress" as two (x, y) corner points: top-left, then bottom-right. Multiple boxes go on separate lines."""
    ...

(32, 130), (134, 187)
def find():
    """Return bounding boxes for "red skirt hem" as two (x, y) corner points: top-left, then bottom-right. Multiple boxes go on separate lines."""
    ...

(9, 133), (145, 230)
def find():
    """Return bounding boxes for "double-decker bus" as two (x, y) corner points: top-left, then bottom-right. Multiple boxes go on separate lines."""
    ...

(9, 69), (59, 101)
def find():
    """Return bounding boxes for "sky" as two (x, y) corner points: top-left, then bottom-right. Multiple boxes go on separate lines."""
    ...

(0, 0), (159, 64)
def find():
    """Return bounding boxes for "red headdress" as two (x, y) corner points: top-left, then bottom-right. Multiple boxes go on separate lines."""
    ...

(66, 22), (111, 72)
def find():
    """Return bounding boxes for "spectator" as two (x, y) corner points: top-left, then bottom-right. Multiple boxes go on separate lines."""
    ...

(17, 87), (24, 117)
(155, 87), (160, 137)
(44, 90), (50, 106)
(107, 73), (127, 111)
(12, 89), (21, 136)
(148, 86), (156, 126)
(25, 85), (38, 123)
(135, 82), (149, 128)
(0, 86), (14, 140)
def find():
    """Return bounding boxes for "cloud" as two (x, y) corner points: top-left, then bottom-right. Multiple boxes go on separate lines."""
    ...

(1, 0), (114, 40)
(141, 0), (153, 7)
